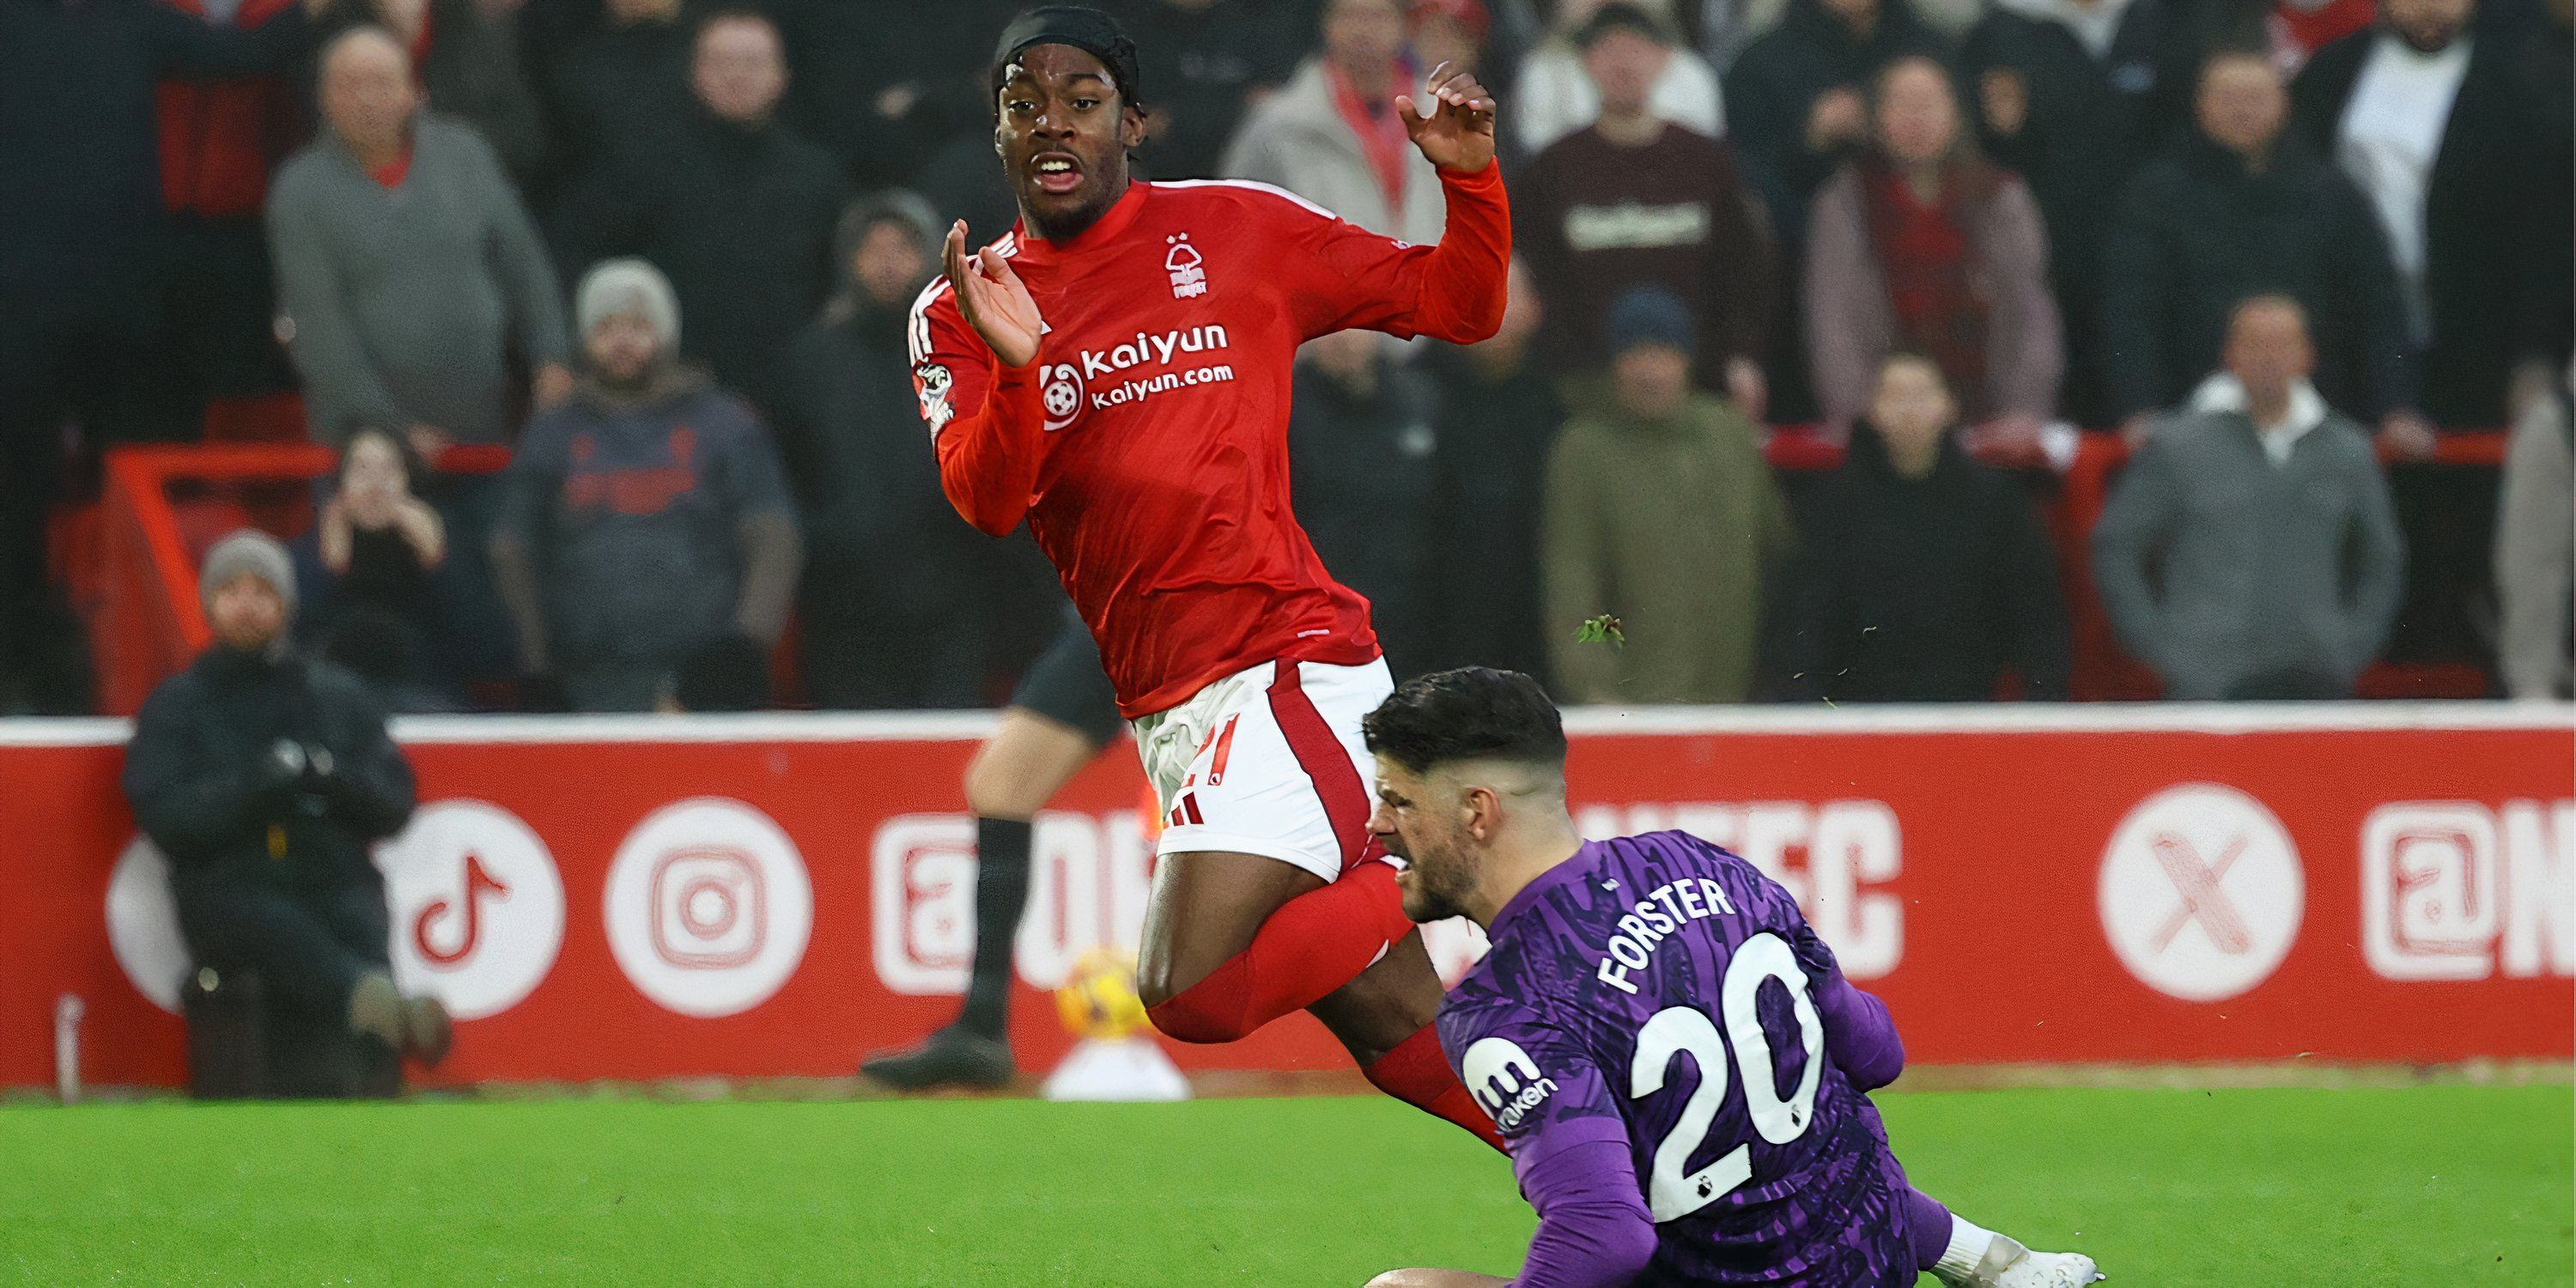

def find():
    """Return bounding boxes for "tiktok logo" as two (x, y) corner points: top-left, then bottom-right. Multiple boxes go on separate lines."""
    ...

(412, 852), (512, 968)
(379, 801), (567, 1019)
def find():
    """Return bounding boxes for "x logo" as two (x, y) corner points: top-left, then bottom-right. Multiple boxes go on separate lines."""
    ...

(2149, 833), (2252, 953)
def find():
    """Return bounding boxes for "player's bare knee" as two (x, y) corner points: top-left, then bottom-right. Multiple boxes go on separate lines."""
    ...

(1134, 957), (1178, 1013)
(960, 754), (1037, 820)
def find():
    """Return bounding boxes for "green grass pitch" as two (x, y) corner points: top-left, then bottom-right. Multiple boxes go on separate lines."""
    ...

(2, 1083), (2567, 1285)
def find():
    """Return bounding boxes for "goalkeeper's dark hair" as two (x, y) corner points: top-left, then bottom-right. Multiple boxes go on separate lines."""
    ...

(1363, 668), (1567, 775)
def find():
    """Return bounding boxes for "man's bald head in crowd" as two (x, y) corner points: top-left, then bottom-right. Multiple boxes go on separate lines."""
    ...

(319, 26), (417, 155)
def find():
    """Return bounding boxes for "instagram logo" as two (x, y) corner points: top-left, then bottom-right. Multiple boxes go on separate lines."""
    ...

(651, 847), (766, 969)
(605, 799), (811, 1018)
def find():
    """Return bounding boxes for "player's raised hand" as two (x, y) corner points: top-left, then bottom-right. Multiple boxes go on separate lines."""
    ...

(943, 220), (1043, 368)
(1397, 60), (1496, 174)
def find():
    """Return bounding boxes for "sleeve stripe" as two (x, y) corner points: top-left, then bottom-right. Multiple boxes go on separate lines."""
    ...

(1152, 178), (1344, 222)
(906, 277), (951, 367)
(905, 232), (1020, 365)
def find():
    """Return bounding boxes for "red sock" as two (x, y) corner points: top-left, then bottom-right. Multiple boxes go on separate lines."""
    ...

(1364, 1023), (1506, 1153)
(1145, 860), (1414, 1044)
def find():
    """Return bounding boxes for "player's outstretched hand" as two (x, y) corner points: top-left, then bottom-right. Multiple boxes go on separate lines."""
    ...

(1397, 60), (1496, 174)
(944, 220), (1043, 368)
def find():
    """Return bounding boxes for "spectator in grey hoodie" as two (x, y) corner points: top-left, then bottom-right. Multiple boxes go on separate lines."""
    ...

(489, 259), (801, 713)
(2093, 295), (2405, 700)
(268, 25), (572, 454)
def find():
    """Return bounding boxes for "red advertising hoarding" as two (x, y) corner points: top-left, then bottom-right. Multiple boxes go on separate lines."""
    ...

(2, 705), (2567, 1091)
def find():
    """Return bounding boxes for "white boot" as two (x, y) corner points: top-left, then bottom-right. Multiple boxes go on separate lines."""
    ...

(1932, 1216), (2104, 1288)
(1963, 1234), (2103, 1288)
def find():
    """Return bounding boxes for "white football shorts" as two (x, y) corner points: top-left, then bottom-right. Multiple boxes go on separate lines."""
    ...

(1130, 656), (1394, 884)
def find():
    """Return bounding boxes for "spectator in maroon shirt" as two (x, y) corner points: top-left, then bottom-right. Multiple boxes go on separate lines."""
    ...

(1804, 55), (2062, 436)
(1517, 3), (1773, 414)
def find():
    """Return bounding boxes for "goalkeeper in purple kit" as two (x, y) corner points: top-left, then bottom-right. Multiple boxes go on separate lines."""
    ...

(1356, 668), (2103, 1288)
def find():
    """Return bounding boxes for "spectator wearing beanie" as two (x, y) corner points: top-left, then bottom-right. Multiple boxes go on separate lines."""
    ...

(1804, 56), (2062, 433)
(489, 259), (802, 713)
(123, 530), (451, 1091)
(1517, 3), (1774, 408)
(268, 25), (572, 451)
(1543, 288), (1792, 704)
(774, 193), (1019, 710)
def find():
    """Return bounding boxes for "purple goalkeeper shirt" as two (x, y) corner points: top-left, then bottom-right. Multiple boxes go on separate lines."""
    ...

(1438, 831), (1924, 1287)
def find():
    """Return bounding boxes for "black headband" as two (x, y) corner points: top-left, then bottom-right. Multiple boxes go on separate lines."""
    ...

(990, 6), (1143, 110)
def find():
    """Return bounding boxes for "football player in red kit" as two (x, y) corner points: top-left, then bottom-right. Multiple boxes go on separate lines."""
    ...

(910, 4), (1510, 1146)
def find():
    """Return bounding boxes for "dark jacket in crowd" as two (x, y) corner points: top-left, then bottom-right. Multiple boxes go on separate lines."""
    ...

(1420, 343), (1566, 683)
(774, 295), (1002, 709)
(2509, 11), (2575, 374)
(1725, 0), (1953, 240)
(1110, 0), (1304, 179)
(316, 0), (548, 186)
(552, 108), (852, 411)
(765, 0), (1008, 189)
(2100, 134), (2413, 420)
(1288, 356), (1443, 677)
(489, 368), (800, 709)
(1961, 0), (2191, 423)
(535, 6), (697, 192)
(123, 644), (415, 891)
(2292, 25), (2575, 428)
(1516, 123), (1774, 381)
(1786, 422), (2070, 701)
(2172, 0), (2379, 76)
(0, 0), (310, 308)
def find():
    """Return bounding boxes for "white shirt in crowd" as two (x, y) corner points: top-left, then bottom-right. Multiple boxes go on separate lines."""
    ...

(2192, 372), (2331, 466)
(1511, 43), (1728, 155)
(2335, 33), (2473, 339)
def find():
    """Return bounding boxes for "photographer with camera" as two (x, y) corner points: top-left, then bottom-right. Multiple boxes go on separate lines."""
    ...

(122, 530), (449, 1093)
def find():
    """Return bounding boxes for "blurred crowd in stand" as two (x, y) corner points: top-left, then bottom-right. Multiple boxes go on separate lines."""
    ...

(2, 0), (2567, 717)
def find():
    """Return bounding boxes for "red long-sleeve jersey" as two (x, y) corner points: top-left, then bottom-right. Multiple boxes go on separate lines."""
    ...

(911, 161), (1510, 718)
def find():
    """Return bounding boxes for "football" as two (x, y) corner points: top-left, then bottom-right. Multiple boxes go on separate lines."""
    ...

(1055, 947), (1151, 1042)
